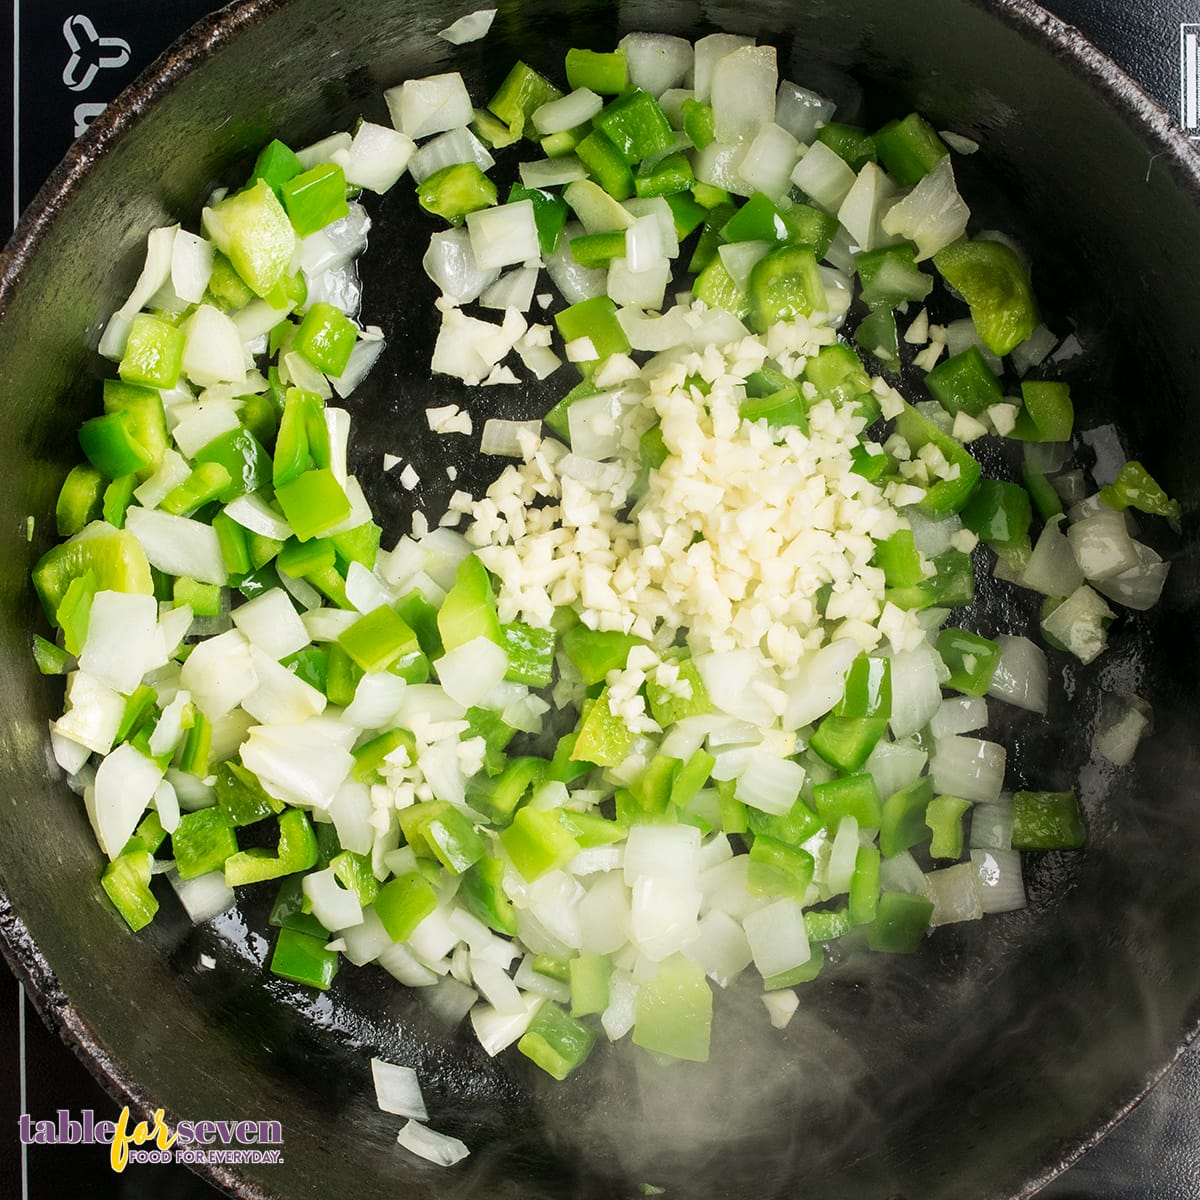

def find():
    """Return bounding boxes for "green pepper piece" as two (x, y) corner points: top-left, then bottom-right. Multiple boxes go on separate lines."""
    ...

(1099, 460), (1180, 522)
(224, 808), (319, 887)
(748, 245), (825, 333)
(460, 856), (518, 936)
(204, 179), (296, 299)
(351, 728), (416, 782)
(177, 709), (212, 777)
(78, 411), (153, 480)
(569, 953), (611, 1018)
(32, 634), (72, 676)
(809, 715), (888, 773)
(215, 760), (284, 826)
(102, 379), (168, 476)
(501, 621), (556, 687)
(294, 301), (358, 376)
(543, 378), (601, 442)
(117, 314), (185, 390)
(437, 554), (503, 653)
(274, 468), (352, 542)
(500, 806), (580, 881)
(281, 162), (349, 236)
(925, 548), (976, 607)
(56, 464), (105, 537)
(854, 244), (934, 308)
(172, 576), (222, 617)
(172, 807), (239, 880)
(893, 401), (982, 516)
(926, 794), (972, 859)
(561, 625), (640, 686)
(851, 443), (890, 481)
(270, 927), (339, 989)
(834, 656), (892, 719)
(508, 182), (569, 256)
(1022, 462), (1065, 523)
(682, 99), (715, 151)
(575, 129), (636, 200)
(518, 1000), (597, 1080)
(633, 955), (712, 1062)
(191, 427), (271, 504)
(250, 138), (304, 198)
(571, 690), (636, 768)
(114, 684), (158, 746)
(339, 605), (420, 674)
(816, 122), (877, 171)
(866, 890), (934, 953)
(812, 773), (882, 829)
(1011, 790), (1085, 850)
(1012, 380), (1073, 442)
(960, 479), (1032, 556)
(849, 844), (882, 925)
(634, 151), (695, 199)
(805, 906), (853, 942)
(418, 162), (497, 224)
(686, 198), (736, 275)
(554, 294), (631, 359)
(693, 257), (750, 320)
(855, 307), (900, 368)
(488, 61), (562, 139)
(935, 627), (1001, 697)
(745, 797), (823, 846)
(925, 346), (1003, 417)
(101, 850), (158, 932)
(872, 530), (926, 590)
(160, 461), (232, 517)
(569, 229), (628, 269)
(593, 88), (674, 165)
(872, 113), (948, 186)
(748, 836), (815, 899)
(932, 238), (1038, 356)
(739, 384), (810, 434)
(803, 343), (873, 408)
(101, 474), (137, 529)
(663, 191), (707, 241)
(205, 251), (257, 310)
(764, 941), (826, 989)
(400, 801), (486, 875)
(565, 47), (629, 93)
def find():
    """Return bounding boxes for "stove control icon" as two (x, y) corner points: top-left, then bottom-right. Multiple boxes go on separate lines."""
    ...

(62, 14), (131, 93)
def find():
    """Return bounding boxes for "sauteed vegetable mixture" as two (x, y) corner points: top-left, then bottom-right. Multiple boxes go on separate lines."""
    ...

(32, 23), (1177, 1123)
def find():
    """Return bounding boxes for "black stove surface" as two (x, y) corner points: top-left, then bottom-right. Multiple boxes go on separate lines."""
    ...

(2, 2), (1199, 1198)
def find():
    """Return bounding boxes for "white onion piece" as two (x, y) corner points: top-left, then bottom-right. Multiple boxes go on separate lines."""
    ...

(169, 869), (235, 923)
(181, 304), (246, 388)
(1021, 515), (1084, 597)
(303, 867), (363, 932)
(631, 876), (701, 961)
(970, 849), (1026, 914)
(734, 751), (806, 815)
(519, 156), (588, 189)
(929, 695), (989, 739)
(1041, 584), (1113, 665)
(434, 636), (509, 708)
(880, 157), (969, 260)
(736, 122), (802, 200)
(180, 628), (257, 720)
(480, 267), (538, 312)
(327, 782), (373, 857)
(700, 855), (769, 921)
(1094, 692), (1151, 766)
(607, 257), (670, 310)
(692, 33), (755, 102)
(92, 743), (165, 859)
(762, 988), (800, 1028)
(118, 225), (177, 319)
(470, 995), (543, 1056)
(624, 214), (666, 273)
(578, 872), (631, 955)
(233, 298), (291, 343)
(617, 305), (693, 352)
(98, 311), (132, 361)
(294, 132), (351, 170)
(601, 971), (639, 1041)
(692, 141), (751, 196)
(824, 815), (861, 897)
(437, 8), (496, 44)
(409, 126), (495, 184)
(337, 121), (415, 193)
(932, 736), (1006, 803)
(743, 896), (810, 978)
(423, 227), (500, 304)
(546, 223), (608, 303)
(242, 647), (327, 725)
(533, 87), (604, 135)
(926, 862), (983, 926)
(791, 141), (856, 213)
(888, 641), (948, 739)
(126, 507), (226, 585)
(231, 588), (310, 660)
(986, 635), (1048, 714)
(774, 80), (837, 144)
(838, 163), (898, 252)
(378, 942), (441, 987)
(148, 693), (191, 761)
(695, 649), (779, 728)
(222, 492), (294, 541)
(469, 959), (525, 1016)
(1067, 508), (1139, 581)
(240, 720), (354, 810)
(1091, 540), (1168, 611)
(782, 639), (858, 728)
(624, 824), (701, 885)
(718, 240), (772, 293)
(684, 909), (753, 987)
(169, 399), (241, 457)
(711, 44), (777, 143)
(619, 32), (692, 96)
(481, 418), (540, 456)
(396, 1121), (470, 1168)
(969, 800), (1014, 850)
(338, 907), (392, 965)
(863, 741), (927, 799)
(386, 72), (473, 139)
(79, 591), (159, 696)
(878, 850), (927, 895)
(371, 1059), (428, 1120)
(170, 231), (213, 304)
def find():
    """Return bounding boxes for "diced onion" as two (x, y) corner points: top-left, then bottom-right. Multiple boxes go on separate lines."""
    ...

(371, 1058), (428, 1119)
(396, 1121), (470, 1168)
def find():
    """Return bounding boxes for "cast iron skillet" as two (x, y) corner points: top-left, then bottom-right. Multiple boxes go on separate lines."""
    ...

(2, 0), (1200, 1197)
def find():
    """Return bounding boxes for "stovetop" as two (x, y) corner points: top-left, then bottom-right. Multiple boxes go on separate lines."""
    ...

(2, 2), (1199, 1197)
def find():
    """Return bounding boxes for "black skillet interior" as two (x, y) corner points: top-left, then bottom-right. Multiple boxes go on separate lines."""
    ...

(2, 1), (1200, 1198)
